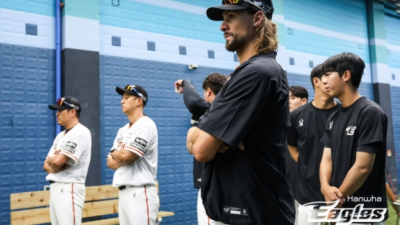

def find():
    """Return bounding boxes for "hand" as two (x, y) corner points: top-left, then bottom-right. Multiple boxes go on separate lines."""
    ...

(321, 185), (344, 203)
(218, 141), (245, 153)
(174, 80), (184, 94)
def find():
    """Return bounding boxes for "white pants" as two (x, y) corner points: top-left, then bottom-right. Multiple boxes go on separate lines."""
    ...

(119, 185), (159, 225)
(210, 221), (230, 225)
(294, 200), (299, 225)
(197, 188), (213, 225)
(49, 182), (85, 225)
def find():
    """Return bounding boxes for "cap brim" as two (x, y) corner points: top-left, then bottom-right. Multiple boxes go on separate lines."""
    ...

(49, 104), (67, 110)
(116, 87), (127, 95)
(116, 87), (141, 98)
(207, 5), (248, 21)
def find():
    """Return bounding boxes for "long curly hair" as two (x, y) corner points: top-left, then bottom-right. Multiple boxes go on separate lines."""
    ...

(248, 9), (279, 54)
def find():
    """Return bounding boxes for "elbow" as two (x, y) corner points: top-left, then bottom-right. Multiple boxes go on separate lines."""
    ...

(358, 165), (373, 176)
(193, 145), (213, 162)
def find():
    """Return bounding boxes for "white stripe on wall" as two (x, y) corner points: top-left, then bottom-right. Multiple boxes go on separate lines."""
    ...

(0, 8), (54, 49)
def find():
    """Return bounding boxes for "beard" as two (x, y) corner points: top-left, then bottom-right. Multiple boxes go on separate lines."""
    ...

(225, 32), (250, 52)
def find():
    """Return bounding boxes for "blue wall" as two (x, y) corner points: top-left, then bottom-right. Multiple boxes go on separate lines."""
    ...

(0, 43), (55, 224)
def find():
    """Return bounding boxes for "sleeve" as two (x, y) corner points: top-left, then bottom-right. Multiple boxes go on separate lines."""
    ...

(357, 142), (381, 154)
(124, 121), (156, 158)
(60, 129), (91, 166)
(357, 107), (388, 148)
(182, 80), (211, 120)
(197, 68), (272, 148)
(320, 114), (335, 149)
(287, 110), (299, 147)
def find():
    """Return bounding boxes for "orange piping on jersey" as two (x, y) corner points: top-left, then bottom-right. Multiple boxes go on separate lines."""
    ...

(60, 150), (78, 162)
(72, 183), (76, 225)
(124, 146), (144, 156)
(145, 186), (150, 225)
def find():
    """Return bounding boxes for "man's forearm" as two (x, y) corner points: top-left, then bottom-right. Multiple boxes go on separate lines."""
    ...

(186, 127), (197, 155)
(43, 161), (55, 174)
(339, 165), (371, 197)
(320, 159), (332, 189)
(107, 155), (121, 170)
(110, 150), (136, 166)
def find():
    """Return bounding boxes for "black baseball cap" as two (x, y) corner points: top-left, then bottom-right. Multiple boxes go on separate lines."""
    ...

(116, 84), (148, 106)
(207, 0), (274, 21)
(49, 96), (81, 112)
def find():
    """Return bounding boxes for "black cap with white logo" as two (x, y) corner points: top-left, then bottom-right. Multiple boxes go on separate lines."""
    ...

(207, 0), (274, 21)
(49, 96), (81, 112)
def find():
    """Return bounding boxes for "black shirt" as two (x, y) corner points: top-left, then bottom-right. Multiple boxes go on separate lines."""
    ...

(287, 102), (341, 205)
(321, 97), (388, 220)
(198, 52), (295, 225)
(182, 80), (210, 189)
(285, 148), (298, 200)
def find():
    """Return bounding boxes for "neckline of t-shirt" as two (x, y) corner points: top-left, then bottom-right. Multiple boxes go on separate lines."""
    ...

(341, 96), (365, 112)
(309, 101), (340, 111)
(64, 123), (80, 135)
(234, 51), (277, 73)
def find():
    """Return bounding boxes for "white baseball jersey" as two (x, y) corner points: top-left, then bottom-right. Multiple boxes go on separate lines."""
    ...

(112, 116), (158, 187)
(46, 123), (92, 184)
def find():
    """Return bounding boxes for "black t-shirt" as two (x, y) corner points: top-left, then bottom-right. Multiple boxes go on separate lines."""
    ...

(182, 80), (210, 189)
(321, 97), (388, 220)
(198, 52), (295, 225)
(285, 147), (298, 200)
(287, 102), (341, 205)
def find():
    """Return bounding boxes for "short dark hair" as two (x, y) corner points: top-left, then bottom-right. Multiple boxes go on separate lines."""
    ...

(289, 86), (308, 100)
(310, 63), (324, 90)
(322, 52), (365, 88)
(202, 73), (227, 95)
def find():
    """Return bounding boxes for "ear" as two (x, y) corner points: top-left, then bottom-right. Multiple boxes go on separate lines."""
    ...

(301, 98), (308, 104)
(137, 97), (143, 106)
(253, 11), (264, 27)
(342, 70), (351, 83)
(69, 109), (76, 118)
(206, 87), (212, 97)
(312, 77), (319, 88)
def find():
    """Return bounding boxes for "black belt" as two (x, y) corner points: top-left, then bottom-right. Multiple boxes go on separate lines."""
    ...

(118, 185), (127, 191)
(49, 180), (55, 184)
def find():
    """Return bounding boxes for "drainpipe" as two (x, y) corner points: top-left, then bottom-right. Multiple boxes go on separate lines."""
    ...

(55, 0), (61, 134)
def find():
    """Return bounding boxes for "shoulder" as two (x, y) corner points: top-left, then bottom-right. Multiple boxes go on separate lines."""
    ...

(138, 116), (157, 130)
(359, 98), (386, 119)
(71, 124), (91, 138)
(246, 55), (282, 79)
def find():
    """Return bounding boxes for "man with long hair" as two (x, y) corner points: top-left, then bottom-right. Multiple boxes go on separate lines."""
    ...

(186, 1), (295, 224)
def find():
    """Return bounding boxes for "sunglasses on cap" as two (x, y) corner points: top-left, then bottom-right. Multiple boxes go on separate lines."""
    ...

(56, 98), (80, 111)
(124, 85), (147, 102)
(222, 0), (266, 14)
